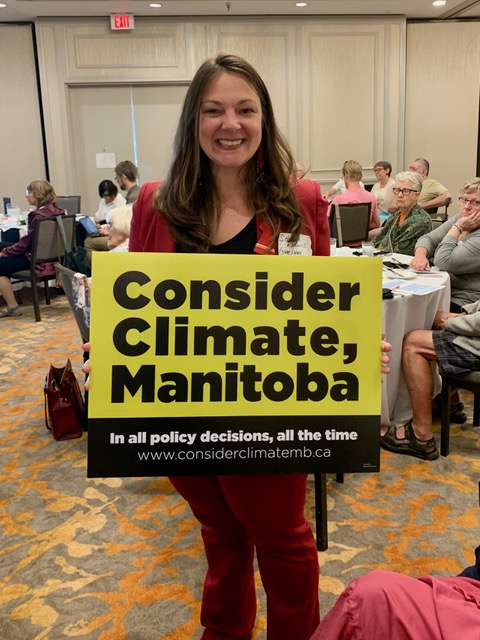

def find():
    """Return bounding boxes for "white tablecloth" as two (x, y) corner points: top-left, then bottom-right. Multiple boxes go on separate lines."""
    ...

(0, 223), (27, 239)
(381, 254), (451, 427)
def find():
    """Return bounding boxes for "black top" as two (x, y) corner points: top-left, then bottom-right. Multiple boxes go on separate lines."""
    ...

(210, 215), (257, 255)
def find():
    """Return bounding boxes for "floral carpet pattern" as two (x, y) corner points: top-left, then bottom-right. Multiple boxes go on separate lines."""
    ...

(1, 291), (480, 639)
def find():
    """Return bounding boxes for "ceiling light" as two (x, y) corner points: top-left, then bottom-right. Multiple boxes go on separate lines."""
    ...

(432, 1), (446, 6)
(149, 3), (162, 7)
(296, 2), (308, 6)
(0, 3), (7, 7)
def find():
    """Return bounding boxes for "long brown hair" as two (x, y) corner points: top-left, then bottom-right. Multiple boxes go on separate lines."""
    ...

(155, 54), (304, 252)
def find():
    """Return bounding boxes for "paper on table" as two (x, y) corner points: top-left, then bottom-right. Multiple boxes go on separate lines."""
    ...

(382, 279), (445, 296)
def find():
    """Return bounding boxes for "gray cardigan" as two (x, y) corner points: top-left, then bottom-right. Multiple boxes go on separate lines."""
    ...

(415, 214), (480, 307)
(445, 299), (480, 357)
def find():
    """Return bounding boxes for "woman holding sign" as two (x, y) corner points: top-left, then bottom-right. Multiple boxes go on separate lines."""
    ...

(129, 54), (328, 640)
(85, 55), (390, 639)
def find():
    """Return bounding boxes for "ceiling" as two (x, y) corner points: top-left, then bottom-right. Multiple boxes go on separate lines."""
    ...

(2, 0), (480, 24)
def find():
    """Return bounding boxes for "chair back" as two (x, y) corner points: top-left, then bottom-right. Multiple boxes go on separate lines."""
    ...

(31, 214), (77, 265)
(332, 202), (371, 247)
(57, 195), (81, 215)
(428, 196), (452, 223)
(55, 264), (90, 342)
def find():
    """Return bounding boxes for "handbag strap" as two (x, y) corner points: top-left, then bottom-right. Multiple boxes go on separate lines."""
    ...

(55, 215), (70, 254)
(44, 388), (52, 432)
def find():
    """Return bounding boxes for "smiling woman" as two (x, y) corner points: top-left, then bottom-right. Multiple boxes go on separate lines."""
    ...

(199, 73), (262, 173)
(125, 53), (330, 640)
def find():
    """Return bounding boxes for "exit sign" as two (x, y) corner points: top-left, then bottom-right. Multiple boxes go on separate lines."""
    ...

(110, 14), (135, 30)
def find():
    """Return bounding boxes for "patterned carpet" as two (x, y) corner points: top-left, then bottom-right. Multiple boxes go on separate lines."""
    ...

(1, 290), (480, 639)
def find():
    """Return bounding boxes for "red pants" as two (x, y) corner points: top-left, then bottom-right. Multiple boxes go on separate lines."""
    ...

(170, 474), (319, 640)
(310, 570), (480, 640)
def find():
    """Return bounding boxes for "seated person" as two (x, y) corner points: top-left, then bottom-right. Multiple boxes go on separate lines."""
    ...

(410, 178), (480, 312)
(107, 206), (133, 253)
(379, 299), (480, 461)
(310, 542), (480, 640)
(371, 160), (396, 214)
(93, 179), (126, 224)
(84, 204), (132, 266)
(410, 158), (452, 211)
(0, 180), (65, 318)
(114, 160), (140, 204)
(323, 170), (364, 200)
(289, 162), (307, 187)
(329, 160), (380, 238)
(372, 170), (432, 254)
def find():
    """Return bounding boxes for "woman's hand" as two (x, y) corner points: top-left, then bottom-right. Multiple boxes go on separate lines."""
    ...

(381, 334), (391, 375)
(409, 248), (430, 271)
(82, 342), (90, 390)
(458, 210), (480, 232)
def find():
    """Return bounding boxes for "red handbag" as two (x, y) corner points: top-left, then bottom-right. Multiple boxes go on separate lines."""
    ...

(44, 359), (85, 440)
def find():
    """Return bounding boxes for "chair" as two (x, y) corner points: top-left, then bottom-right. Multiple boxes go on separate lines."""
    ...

(428, 196), (452, 223)
(314, 473), (344, 551)
(440, 371), (480, 456)
(431, 218), (445, 230)
(11, 214), (77, 322)
(332, 202), (371, 247)
(55, 264), (90, 343)
(57, 196), (81, 215)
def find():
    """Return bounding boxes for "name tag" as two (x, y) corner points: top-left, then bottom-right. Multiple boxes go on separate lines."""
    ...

(278, 233), (312, 256)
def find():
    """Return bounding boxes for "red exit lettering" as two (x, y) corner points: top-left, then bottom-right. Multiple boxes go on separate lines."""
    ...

(111, 15), (134, 30)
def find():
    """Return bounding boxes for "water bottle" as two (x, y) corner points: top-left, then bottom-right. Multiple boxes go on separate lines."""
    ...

(3, 197), (11, 217)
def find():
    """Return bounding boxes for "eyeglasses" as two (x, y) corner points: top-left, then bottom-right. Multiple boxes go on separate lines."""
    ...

(392, 188), (419, 196)
(374, 167), (385, 173)
(458, 196), (480, 209)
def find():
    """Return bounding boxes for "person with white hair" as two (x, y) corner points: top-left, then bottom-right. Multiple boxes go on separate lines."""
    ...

(372, 170), (432, 255)
(107, 205), (133, 252)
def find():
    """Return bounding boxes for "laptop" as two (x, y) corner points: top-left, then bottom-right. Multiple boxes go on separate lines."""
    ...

(78, 216), (98, 236)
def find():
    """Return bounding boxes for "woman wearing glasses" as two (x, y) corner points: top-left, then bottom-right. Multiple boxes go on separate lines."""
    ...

(411, 178), (480, 313)
(372, 170), (432, 255)
(371, 160), (395, 214)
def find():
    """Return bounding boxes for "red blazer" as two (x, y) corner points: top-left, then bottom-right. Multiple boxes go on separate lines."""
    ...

(129, 180), (329, 257)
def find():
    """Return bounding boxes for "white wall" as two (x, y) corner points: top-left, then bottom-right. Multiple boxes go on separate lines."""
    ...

(0, 25), (46, 211)
(6, 17), (480, 217)
(405, 22), (480, 216)
(34, 16), (406, 207)
(68, 84), (188, 213)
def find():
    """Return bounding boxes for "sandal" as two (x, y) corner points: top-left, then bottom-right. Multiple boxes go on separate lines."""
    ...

(432, 395), (467, 424)
(0, 306), (22, 318)
(380, 421), (439, 460)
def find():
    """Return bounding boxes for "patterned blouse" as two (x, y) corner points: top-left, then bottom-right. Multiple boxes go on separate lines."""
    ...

(373, 204), (432, 256)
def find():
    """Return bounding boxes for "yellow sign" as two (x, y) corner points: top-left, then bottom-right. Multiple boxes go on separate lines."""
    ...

(89, 253), (382, 419)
